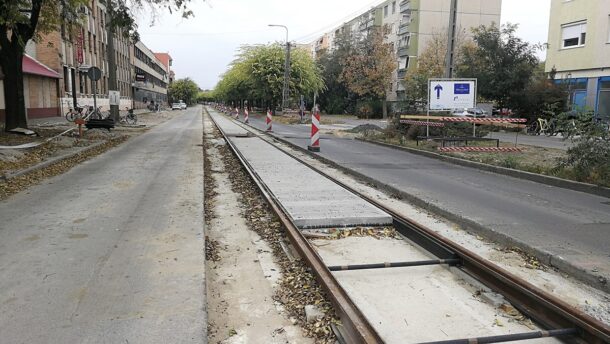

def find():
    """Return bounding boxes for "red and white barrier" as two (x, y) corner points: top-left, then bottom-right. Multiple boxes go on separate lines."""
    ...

(244, 108), (249, 123)
(234, 107), (239, 119)
(400, 120), (445, 127)
(266, 109), (273, 132)
(438, 147), (522, 153)
(439, 117), (527, 123)
(308, 107), (321, 152)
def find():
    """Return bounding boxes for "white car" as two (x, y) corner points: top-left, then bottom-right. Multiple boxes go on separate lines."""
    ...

(179, 101), (187, 110)
(171, 103), (182, 110)
(451, 108), (488, 118)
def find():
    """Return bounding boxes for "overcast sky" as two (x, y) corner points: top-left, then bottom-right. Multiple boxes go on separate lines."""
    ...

(137, 0), (551, 90)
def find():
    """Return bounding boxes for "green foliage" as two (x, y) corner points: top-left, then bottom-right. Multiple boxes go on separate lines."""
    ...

(556, 112), (610, 186)
(456, 23), (539, 110)
(512, 64), (567, 121)
(214, 44), (325, 108)
(339, 26), (395, 117)
(197, 90), (215, 103)
(168, 78), (200, 105)
(317, 31), (357, 114)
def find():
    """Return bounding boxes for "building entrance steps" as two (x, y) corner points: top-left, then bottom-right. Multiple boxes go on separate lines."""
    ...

(210, 111), (392, 229)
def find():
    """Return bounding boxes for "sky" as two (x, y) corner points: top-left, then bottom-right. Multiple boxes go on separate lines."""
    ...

(137, 0), (552, 90)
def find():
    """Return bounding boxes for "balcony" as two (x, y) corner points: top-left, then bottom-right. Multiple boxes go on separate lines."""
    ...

(400, 0), (411, 13)
(398, 23), (410, 36)
(397, 46), (409, 57)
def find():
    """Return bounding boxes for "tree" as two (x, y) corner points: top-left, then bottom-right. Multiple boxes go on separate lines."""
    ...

(0, 0), (194, 131)
(168, 78), (199, 105)
(317, 30), (357, 114)
(401, 30), (468, 112)
(340, 26), (395, 118)
(512, 64), (567, 121)
(455, 23), (539, 110)
(214, 44), (325, 110)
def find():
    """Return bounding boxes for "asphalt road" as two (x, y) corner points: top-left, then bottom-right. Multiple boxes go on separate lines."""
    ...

(244, 113), (610, 284)
(0, 108), (205, 343)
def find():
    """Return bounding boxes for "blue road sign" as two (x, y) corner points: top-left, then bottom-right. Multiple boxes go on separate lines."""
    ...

(454, 83), (470, 95)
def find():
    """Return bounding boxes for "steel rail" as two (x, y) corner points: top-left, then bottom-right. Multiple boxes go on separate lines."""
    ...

(206, 109), (384, 344)
(215, 109), (610, 344)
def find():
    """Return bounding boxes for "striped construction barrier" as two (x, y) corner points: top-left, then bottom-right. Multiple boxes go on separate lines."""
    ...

(308, 107), (321, 152)
(438, 117), (527, 123)
(234, 107), (239, 120)
(266, 109), (273, 132)
(400, 120), (445, 127)
(438, 147), (522, 153)
(244, 108), (249, 123)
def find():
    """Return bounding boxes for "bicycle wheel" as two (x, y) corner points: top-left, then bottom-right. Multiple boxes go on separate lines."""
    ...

(527, 122), (539, 135)
(65, 110), (76, 122)
(546, 122), (557, 136)
(126, 114), (137, 125)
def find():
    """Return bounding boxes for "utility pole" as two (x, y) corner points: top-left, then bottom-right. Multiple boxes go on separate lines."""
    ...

(444, 0), (458, 78)
(283, 41), (291, 113)
(106, 5), (119, 122)
(268, 24), (290, 114)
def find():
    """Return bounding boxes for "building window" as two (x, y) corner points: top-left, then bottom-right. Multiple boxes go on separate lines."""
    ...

(392, 1), (396, 14)
(384, 5), (388, 17)
(561, 21), (586, 48)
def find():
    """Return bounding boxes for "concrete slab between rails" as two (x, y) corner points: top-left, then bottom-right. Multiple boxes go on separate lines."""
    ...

(209, 111), (392, 229)
(210, 113), (251, 137)
(357, 137), (610, 199)
(258, 130), (610, 293)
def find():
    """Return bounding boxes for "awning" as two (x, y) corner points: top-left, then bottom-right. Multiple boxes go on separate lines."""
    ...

(22, 54), (61, 79)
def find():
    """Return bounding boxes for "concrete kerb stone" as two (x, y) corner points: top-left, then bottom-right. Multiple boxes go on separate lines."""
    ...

(232, 119), (610, 294)
(356, 137), (610, 199)
(1, 141), (107, 182)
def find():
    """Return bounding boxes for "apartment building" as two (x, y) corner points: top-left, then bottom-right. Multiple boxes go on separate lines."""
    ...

(33, 0), (133, 113)
(154, 52), (175, 85)
(391, 0), (501, 100)
(310, 0), (501, 103)
(545, 0), (610, 118)
(132, 41), (169, 109)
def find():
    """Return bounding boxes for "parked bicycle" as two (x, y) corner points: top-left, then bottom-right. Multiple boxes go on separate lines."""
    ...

(87, 106), (107, 120)
(65, 105), (89, 122)
(527, 117), (558, 136)
(119, 107), (137, 125)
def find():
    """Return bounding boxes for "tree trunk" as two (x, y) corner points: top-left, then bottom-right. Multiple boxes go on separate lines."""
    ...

(382, 99), (388, 119)
(0, 45), (28, 131)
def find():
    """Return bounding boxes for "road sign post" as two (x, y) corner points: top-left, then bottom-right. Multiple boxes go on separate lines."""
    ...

(87, 67), (102, 114)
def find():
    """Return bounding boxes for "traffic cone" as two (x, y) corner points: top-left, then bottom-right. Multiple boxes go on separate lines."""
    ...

(244, 108), (249, 123)
(266, 109), (273, 132)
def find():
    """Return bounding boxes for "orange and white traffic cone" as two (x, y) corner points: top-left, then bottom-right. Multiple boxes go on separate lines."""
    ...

(244, 108), (249, 123)
(235, 107), (239, 119)
(308, 106), (320, 152)
(266, 109), (273, 132)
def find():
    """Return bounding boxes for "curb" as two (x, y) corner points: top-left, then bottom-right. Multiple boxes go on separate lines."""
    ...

(357, 137), (610, 199)
(226, 116), (610, 293)
(1, 141), (107, 182)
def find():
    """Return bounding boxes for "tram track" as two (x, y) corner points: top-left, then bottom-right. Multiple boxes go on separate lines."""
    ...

(206, 107), (610, 344)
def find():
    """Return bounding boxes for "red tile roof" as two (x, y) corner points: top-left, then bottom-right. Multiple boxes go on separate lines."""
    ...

(22, 54), (60, 79)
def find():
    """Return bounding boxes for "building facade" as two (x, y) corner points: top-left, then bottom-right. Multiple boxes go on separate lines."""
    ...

(132, 41), (169, 109)
(545, 0), (610, 118)
(34, 0), (133, 113)
(0, 54), (61, 121)
(310, 0), (501, 104)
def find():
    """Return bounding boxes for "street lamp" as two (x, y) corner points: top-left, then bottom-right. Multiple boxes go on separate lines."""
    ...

(268, 24), (290, 114)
